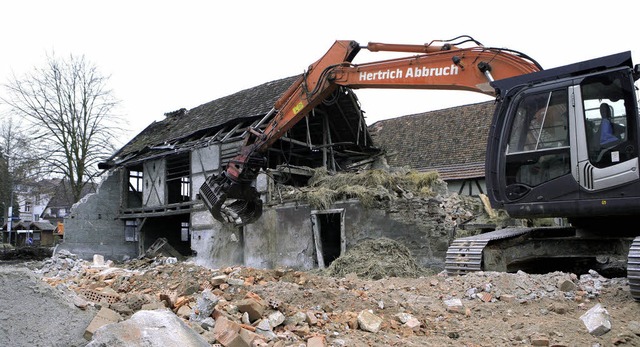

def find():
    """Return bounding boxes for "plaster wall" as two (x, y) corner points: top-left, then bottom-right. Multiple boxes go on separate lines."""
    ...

(59, 170), (137, 261)
(193, 197), (454, 272)
(191, 146), (220, 203)
(190, 206), (244, 269)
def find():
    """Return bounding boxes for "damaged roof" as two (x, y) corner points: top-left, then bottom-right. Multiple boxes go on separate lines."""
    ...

(45, 180), (97, 209)
(108, 74), (377, 170)
(112, 75), (300, 162)
(368, 101), (495, 180)
(107, 72), (493, 178)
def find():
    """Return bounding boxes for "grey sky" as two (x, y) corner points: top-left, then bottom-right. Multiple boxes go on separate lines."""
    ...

(2, 0), (639, 146)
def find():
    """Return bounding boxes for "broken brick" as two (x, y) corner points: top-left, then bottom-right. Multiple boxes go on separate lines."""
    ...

(306, 335), (326, 347)
(213, 316), (243, 346)
(236, 298), (266, 322)
(83, 306), (120, 340)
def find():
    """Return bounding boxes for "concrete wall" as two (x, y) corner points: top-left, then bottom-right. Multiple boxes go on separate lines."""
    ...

(59, 170), (137, 261)
(190, 206), (244, 269)
(192, 196), (455, 272)
(244, 203), (316, 270)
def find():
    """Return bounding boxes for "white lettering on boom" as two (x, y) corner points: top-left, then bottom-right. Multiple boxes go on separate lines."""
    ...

(358, 64), (459, 81)
(359, 69), (403, 81)
(405, 65), (459, 78)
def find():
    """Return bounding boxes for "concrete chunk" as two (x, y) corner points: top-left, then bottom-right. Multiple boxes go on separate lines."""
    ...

(267, 310), (285, 328)
(580, 303), (612, 336)
(86, 309), (209, 347)
(212, 316), (242, 346)
(357, 310), (383, 333)
(557, 279), (576, 292)
(444, 298), (465, 313)
(211, 275), (228, 286)
(92, 254), (105, 267)
(84, 307), (121, 340)
(307, 335), (326, 347)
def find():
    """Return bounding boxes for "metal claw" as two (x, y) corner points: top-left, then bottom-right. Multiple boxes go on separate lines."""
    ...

(199, 172), (263, 226)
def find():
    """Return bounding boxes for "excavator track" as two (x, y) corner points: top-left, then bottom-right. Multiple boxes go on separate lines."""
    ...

(445, 228), (531, 275)
(627, 236), (640, 301)
(447, 226), (636, 285)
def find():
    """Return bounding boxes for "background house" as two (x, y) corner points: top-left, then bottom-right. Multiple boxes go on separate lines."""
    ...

(13, 178), (58, 223)
(1, 179), (94, 246)
(369, 101), (494, 196)
(41, 180), (97, 226)
(1, 220), (56, 246)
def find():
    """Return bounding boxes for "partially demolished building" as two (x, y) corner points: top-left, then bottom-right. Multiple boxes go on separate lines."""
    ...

(59, 76), (492, 272)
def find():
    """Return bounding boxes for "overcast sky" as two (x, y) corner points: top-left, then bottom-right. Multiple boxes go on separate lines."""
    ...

(2, 0), (639, 146)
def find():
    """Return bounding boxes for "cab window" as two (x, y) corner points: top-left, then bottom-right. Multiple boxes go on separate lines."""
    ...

(505, 89), (570, 188)
(581, 70), (636, 167)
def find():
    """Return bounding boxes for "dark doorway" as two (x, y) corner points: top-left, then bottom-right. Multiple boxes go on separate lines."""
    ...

(311, 209), (345, 268)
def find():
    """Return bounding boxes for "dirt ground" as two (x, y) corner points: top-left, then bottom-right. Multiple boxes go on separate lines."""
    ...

(0, 261), (95, 347)
(2, 239), (640, 347)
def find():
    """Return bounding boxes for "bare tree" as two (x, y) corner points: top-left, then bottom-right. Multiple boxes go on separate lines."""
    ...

(0, 118), (35, 227)
(0, 152), (11, 226)
(1, 53), (122, 203)
(0, 117), (37, 179)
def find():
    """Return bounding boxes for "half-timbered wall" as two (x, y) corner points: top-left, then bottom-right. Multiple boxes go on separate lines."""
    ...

(143, 159), (166, 206)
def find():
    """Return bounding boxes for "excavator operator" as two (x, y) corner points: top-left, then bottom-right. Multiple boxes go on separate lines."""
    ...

(599, 102), (619, 146)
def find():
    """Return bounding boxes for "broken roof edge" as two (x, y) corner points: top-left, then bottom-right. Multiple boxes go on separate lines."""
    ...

(99, 119), (167, 170)
(99, 75), (302, 171)
(101, 113), (268, 170)
(416, 162), (485, 180)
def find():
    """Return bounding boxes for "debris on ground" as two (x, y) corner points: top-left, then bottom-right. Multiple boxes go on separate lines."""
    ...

(323, 237), (429, 279)
(2, 245), (640, 346)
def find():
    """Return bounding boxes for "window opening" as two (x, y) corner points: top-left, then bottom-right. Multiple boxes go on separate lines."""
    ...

(167, 154), (191, 203)
(181, 222), (189, 242)
(125, 220), (138, 242)
(129, 170), (143, 192)
(126, 165), (144, 208)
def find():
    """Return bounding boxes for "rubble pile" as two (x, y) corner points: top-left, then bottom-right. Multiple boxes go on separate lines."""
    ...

(324, 237), (428, 279)
(18, 248), (640, 346)
(274, 168), (446, 210)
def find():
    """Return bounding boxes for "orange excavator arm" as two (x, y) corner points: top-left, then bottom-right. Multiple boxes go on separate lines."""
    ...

(199, 36), (542, 225)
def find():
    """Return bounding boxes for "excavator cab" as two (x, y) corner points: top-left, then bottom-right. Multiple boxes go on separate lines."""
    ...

(486, 51), (640, 220)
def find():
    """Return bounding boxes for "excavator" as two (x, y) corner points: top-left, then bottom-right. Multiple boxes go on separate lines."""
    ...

(198, 35), (640, 299)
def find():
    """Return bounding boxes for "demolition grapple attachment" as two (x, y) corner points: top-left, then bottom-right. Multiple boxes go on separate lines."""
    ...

(199, 171), (263, 226)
